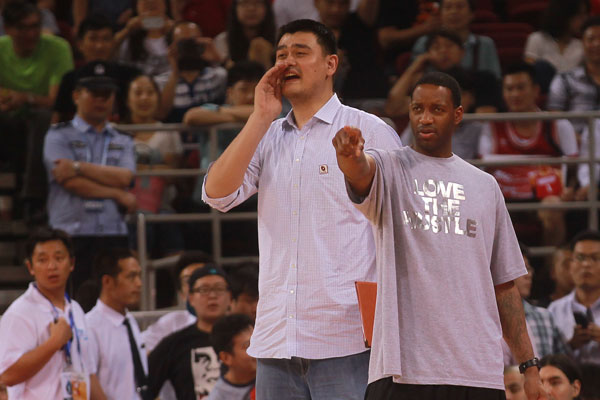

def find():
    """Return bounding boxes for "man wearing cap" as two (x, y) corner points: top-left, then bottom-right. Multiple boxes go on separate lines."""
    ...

(43, 72), (137, 296)
(148, 264), (230, 399)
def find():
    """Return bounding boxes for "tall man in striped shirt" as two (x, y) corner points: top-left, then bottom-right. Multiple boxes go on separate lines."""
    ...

(202, 19), (402, 400)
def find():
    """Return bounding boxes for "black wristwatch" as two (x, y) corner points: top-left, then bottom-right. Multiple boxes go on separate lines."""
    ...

(519, 357), (540, 374)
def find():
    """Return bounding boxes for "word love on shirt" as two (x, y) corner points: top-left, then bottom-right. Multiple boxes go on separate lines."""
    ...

(401, 178), (477, 238)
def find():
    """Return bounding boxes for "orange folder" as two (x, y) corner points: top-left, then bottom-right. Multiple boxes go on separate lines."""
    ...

(355, 281), (377, 348)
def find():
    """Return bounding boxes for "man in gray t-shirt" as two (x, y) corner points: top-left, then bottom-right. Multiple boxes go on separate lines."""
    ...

(332, 71), (547, 400)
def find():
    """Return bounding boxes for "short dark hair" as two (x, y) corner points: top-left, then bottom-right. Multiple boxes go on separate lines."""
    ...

(227, 61), (265, 88)
(440, 0), (475, 12)
(211, 313), (254, 355)
(25, 227), (74, 261)
(503, 62), (538, 85)
(425, 30), (464, 51)
(571, 230), (600, 250)
(2, 0), (41, 27)
(77, 14), (114, 40)
(411, 71), (462, 108)
(540, 354), (582, 384)
(227, 263), (259, 300)
(583, 16), (600, 36)
(92, 248), (136, 286)
(277, 19), (337, 56)
(173, 251), (213, 290)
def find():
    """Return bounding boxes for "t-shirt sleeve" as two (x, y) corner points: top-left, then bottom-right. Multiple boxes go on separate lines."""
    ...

(362, 116), (403, 150)
(43, 129), (74, 181)
(577, 126), (594, 187)
(411, 36), (427, 59)
(0, 312), (38, 375)
(477, 36), (501, 79)
(489, 180), (528, 285)
(49, 38), (74, 87)
(554, 119), (578, 156)
(347, 148), (386, 225)
(547, 74), (568, 110)
(524, 32), (543, 60)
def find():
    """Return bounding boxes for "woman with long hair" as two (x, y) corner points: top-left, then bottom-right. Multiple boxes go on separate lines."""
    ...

(213, 0), (276, 69)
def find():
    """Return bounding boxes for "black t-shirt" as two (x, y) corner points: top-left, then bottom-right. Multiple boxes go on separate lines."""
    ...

(148, 324), (221, 400)
(338, 13), (388, 99)
(53, 61), (141, 122)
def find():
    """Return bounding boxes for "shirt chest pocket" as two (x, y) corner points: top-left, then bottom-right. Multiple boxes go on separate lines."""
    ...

(69, 141), (89, 161)
(106, 144), (125, 166)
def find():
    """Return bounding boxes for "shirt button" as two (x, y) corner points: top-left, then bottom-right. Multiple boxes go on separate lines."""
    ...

(295, 158), (300, 162)
(291, 264), (296, 268)
(292, 238), (296, 242)
(300, 136), (305, 140)
(290, 289), (294, 294)
(292, 211), (297, 215)
(289, 315), (294, 318)
(293, 184), (298, 188)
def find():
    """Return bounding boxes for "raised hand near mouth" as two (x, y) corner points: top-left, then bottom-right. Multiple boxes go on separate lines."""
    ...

(253, 63), (287, 122)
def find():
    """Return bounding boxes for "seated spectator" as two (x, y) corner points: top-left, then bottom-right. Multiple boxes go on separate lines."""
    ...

(505, 248), (571, 363)
(539, 354), (583, 400)
(314, 0), (388, 100)
(411, 0), (501, 78)
(376, 0), (440, 61)
(0, 227), (104, 399)
(479, 63), (578, 246)
(214, 0), (276, 70)
(548, 16), (600, 133)
(386, 30), (500, 117)
(43, 71), (137, 295)
(73, 0), (133, 33)
(0, 0), (73, 211)
(156, 21), (227, 122)
(524, 0), (588, 74)
(53, 14), (141, 123)
(142, 251), (212, 351)
(207, 314), (256, 400)
(184, 61), (264, 167)
(503, 365), (527, 400)
(142, 251), (212, 400)
(86, 248), (150, 400)
(551, 245), (576, 302)
(148, 264), (230, 399)
(0, 0), (59, 36)
(549, 230), (600, 366)
(125, 74), (184, 255)
(114, 0), (174, 77)
(228, 263), (259, 320)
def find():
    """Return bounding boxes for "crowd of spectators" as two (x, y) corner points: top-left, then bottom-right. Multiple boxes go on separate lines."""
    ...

(2, 0), (600, 397)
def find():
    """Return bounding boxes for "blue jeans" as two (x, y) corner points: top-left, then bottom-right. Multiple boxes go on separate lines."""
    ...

(256, 351), (370, 400)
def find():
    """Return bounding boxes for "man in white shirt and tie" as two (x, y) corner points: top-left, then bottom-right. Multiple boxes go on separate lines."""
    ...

(86, 248), (150, 400)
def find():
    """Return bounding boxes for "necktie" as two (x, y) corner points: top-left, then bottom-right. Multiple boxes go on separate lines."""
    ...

(123, 317), (151, 400)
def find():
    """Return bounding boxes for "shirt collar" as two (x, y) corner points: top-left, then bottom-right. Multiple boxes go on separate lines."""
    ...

(96, 299), (130, 327)
(465, 33), (477, 46)
(569, 290), (600, 311)
(72, 115), (115, 137)
(27, 282), (70, 314)
(283, 93), (341, 129)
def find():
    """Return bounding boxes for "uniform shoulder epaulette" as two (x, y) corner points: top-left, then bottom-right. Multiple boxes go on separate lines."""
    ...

(49, 120), (73, 130)
(112, 126), (134, 138)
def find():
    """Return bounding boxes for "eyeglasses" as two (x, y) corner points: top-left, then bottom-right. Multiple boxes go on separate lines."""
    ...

(190, 285), (229, 296)
(573, 252), (600, 263)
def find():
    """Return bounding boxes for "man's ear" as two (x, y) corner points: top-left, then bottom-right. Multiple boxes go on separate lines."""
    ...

(219, 350), (233, 367)
(25, 259), (35, 277)
(326, 54), (339, 77)
(101, 274), (114, 290)
(454, 105), (464, 125)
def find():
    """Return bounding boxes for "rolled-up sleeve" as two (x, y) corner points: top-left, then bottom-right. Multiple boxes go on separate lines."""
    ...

(43, 129), (73, 182)
(0, 313), (37, 375)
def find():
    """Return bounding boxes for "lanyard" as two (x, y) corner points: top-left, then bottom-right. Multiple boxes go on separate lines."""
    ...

(33, 284), (82, 367)
(84, 133), (111, 166)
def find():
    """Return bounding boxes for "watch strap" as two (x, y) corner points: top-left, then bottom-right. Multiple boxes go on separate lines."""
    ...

(519, 357), (540, 374)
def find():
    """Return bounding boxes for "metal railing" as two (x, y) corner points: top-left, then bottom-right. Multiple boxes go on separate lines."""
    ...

(117, 111), (600, 310)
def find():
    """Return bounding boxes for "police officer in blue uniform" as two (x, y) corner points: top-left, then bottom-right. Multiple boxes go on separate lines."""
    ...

(43, 70), (137, 299)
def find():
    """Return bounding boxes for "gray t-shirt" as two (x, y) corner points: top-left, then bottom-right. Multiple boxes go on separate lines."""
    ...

(349, 147), (526, 390)
(206, 377), (254, 400)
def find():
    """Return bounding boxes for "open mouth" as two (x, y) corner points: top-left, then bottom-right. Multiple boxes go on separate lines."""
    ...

(283, 72), (300, 82)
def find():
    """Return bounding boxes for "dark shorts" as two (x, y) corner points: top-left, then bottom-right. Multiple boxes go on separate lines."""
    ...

(365, 378), (506, 400)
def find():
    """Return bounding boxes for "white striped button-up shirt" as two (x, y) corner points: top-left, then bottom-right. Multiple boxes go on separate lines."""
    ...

(203, 94), (402, 359)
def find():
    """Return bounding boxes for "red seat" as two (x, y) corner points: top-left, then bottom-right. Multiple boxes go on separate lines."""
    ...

(507, 1), (549, 29)
(473, 9), (500, 24)
(471, 22), (534, 35)
(497, 47), (526, 70)
(487, 31), (530, 49)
